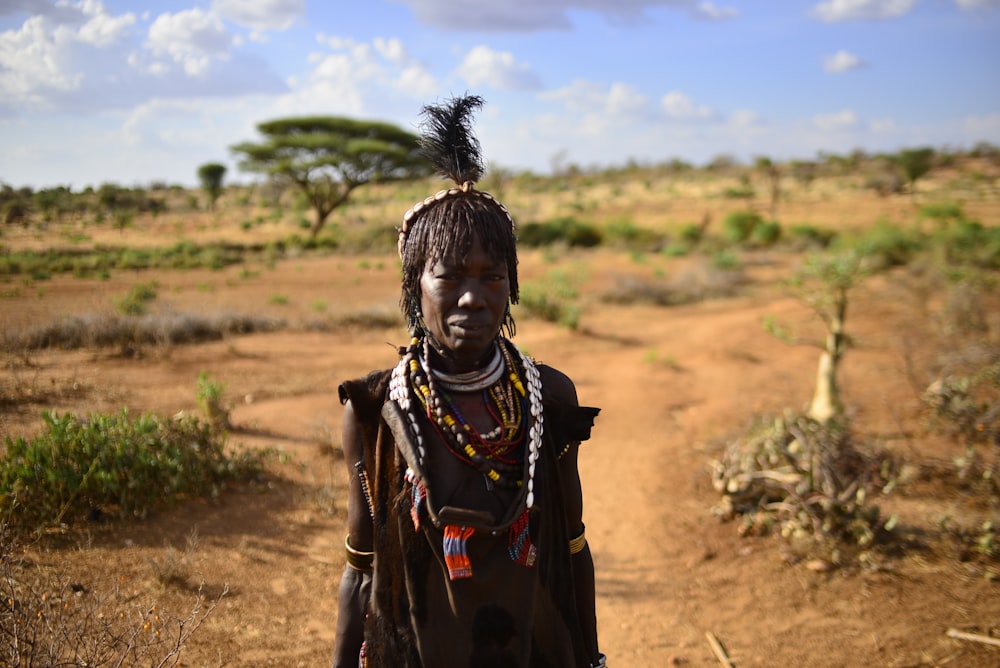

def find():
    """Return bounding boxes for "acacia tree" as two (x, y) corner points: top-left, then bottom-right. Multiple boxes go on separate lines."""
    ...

(197, 162), (227, 211)
(231, 116), (429, 238)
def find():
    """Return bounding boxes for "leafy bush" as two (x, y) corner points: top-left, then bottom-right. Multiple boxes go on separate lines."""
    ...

(678, 222), (705, 245)
(750, 220), (782, 247)
(842, 220), (923, 269)
(517, 271), (582, 329)
(932, 219), (1000, 269)
(115, 281), (158, 316)
(722, 210), (763, 244)
(919, 201), (964, 226)
(788, 224), (837, 249)
(517, 217), (602, 248)
(0, 409), (265, 531)
(602, 218), (665, 251)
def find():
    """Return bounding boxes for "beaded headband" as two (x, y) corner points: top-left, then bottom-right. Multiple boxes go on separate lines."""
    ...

(397, 180), (515, 259)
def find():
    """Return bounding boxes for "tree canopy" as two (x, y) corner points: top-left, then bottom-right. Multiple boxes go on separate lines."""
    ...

(230, 116), (430, 238)
(197, 162), (227, 211)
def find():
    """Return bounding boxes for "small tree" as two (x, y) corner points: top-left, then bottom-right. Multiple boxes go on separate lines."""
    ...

(230, 116), (429, 239)
(778, 251), (870, 423)
(754, 155), (781, 221)
(197, 162), (227, 211)
(893, 147), (935, 205)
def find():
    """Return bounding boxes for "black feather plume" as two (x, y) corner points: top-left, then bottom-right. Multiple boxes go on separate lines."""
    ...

(418, 95), (485, 185)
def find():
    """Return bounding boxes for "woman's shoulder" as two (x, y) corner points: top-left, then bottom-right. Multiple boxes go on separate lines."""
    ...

(338, 368), (394, 410)
(535, 363), (579, 406)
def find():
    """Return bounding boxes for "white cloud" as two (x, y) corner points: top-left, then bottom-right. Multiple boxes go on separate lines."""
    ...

(729, 109), (761, 127)
(145, 9), (233, 77)
(869, 117), (898, 134)
(542, 79), (650, 118)
(0, 4), (284, 117)
(823, 49), (866, 73)
(77, 9), (136, 47)
(696, 1), (739, 20)
(213, 0), (304, 31)
(814, 109), (859, 131)
(276, 35), (438, 118)
(607, 82), (648, 115)
(397, 0), (739, 31)
(661, 90), (713, 120)
(813, 0), (916, 22)
(457, 45), (542, 91)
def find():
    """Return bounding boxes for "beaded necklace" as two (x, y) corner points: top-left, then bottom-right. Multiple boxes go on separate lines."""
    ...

(389, 335), (543, 509)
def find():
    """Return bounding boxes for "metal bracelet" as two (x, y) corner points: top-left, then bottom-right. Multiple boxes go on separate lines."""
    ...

(591, 652), (607, 667)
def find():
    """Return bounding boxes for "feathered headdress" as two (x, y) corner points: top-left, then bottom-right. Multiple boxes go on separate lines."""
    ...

(398, 95), (514, 258)
(418, 94), (485, 187)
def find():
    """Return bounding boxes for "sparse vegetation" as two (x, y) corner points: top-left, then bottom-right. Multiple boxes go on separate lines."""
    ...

(1, 518), (227, 667)
(0, 144), (998, 663)
(0, 408), (265, 532)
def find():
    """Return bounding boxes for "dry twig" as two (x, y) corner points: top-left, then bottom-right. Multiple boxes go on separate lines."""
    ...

(705, 630), (735, 668)
(946, 627), (1000, 648)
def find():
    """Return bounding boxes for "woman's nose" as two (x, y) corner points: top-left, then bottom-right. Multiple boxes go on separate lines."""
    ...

(457, 280), (486, 309)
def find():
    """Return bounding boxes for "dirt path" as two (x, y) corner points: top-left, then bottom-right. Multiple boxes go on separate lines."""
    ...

(3, 251), (999, 667)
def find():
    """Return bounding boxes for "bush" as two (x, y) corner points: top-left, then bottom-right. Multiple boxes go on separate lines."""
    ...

(517, 271), (582, 329)
(932, 219), (1000, 270)
(603, 218), (665, 251)
(919, 201), (964, 226)
(712, 413), (895, 565)
(750, 220), (782, 247)
(788, 224), (837, 249)
(517, 217), (602, 248)
(0, 409), (265, 531)
(115, 281), (158, 316)
(843, 220), (923, 269)
(722, 210), (764, 244)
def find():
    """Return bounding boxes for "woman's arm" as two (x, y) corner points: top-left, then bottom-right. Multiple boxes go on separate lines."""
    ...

(542, 366), (602, 665)
(560, 439), (601, 664)
(331, 400), (374, 668)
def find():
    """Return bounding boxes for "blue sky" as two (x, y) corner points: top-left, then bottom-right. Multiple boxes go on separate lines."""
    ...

(1, 0), (998, 190)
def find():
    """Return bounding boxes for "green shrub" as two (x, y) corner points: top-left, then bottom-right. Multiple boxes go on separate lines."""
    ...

(517, 217), (602, 248)
(603, 218), (665, 251)
(933, 219), (1000, 269)
(722, 210), (763, 244)
(678, 223), (705, 245)
(788, 224), (837, 249)
(919, 201), (964, 225)
(711, 249), (741, 270)
(750, 220), (782, 246)
(196, 372), (230, 431)
(843, 220), (923, 269)
(115, 281), (158, 316)
(0, 409), (265, 530)
(517, 271), (582, 329)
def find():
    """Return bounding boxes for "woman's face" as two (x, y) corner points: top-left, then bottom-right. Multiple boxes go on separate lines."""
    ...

(419, 234), (510, 371)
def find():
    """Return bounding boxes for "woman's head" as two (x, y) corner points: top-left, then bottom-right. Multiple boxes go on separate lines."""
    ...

(397, 95), (519, 340)
(399, 193), (519, 338)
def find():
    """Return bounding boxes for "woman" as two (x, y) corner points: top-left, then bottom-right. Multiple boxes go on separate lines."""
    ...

(332, 95), (605, 668)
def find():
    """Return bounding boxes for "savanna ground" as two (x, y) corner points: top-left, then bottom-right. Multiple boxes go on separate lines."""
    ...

(2, 162), (999, 666)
